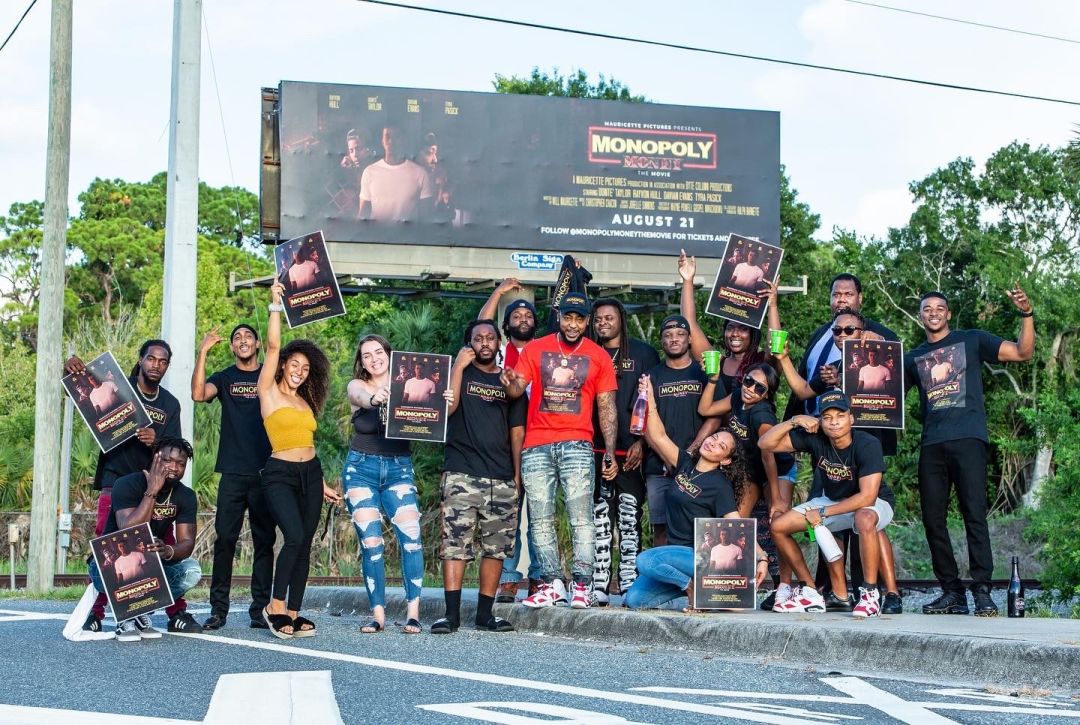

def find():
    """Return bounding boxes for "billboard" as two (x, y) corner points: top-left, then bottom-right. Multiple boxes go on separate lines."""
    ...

(270, 82), (779, 261)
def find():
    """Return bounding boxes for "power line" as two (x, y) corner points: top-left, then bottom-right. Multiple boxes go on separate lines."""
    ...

(844, 0), (1080, 46)
(0, 0), (37, 55)
(357, 0), (1080, 108)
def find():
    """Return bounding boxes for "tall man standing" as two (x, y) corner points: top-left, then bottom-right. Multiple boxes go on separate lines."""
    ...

(501, 292), (619, 609)
(192, 324), (275, 631)
(906, 287), (1034, 617)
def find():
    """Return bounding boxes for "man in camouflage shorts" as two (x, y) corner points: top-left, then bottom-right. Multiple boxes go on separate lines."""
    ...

(433, 320), (527, 634)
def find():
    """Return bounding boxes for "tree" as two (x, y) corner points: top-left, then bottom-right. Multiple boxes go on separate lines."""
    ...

(494, 67), (646, 102)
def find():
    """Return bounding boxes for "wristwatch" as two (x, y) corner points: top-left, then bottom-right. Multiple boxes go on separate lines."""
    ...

(268, 303), (284, 312)
(818, 506), (827, 521)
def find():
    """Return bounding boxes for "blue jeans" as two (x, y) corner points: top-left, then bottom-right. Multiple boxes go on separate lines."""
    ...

(500, 494), (541, 584)
(623, 546), (693, 610)
(89, 557), (202, 619)
(342, 450), (424, 609)
(521, 440), (595, 584)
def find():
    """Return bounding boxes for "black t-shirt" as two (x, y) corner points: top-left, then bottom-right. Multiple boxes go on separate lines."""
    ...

(104, 471), (198, 541)
(645, 360), (708, 476)
(728, 396), (794, 483)
(789, 428), (892, 504)
(93, 381), (182, 490)
(593, 338), (660, 452)
(350, 403), (411, 457)
(443, 366), (527, 480)
(665, 450), (738, 548)
(206, 365), (271, 475)
(905, 328), (1003, 446)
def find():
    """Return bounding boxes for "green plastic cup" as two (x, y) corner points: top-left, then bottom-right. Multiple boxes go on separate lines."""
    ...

(770, 329), (789, 355)
(702, 350), (721, 376)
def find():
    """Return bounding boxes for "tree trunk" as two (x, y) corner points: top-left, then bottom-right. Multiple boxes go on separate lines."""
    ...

(1024, 331), (1064, 509)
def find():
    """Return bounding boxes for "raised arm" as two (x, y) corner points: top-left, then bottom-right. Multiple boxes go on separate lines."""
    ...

(640, 374), (680, 470)
(678, 249), (715, 360)
(775, 343), (818, 401)
(759, 415), (818, 454)
(257, 281), (285, 398)
(479, 278), (523, 321)
(698, 379), (733, 418)
(998, 283), (1035, 362)
(445, 346), (475, 417)
(191, 328), (222, 402)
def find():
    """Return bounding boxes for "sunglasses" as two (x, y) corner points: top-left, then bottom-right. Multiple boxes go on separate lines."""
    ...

(741, 376), (768, 396)
(831, 325), (864, 337)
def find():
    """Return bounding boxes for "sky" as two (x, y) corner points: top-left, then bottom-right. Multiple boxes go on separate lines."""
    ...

(1, 0), (1078, 241)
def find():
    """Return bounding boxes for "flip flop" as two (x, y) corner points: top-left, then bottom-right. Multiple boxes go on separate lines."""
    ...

(360, 619), (384, 634)
(262, 608), (294, 640)
(475, 616), (514, 632)
(402, 618), (423, 635)
(430, 617), (458, 635)
(291, 615), (317, 638)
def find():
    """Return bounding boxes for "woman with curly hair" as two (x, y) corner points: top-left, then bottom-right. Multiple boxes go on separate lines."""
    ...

(623, 374), (769, 611)
(342, 333), (423, 635)
(257, 280), (341, 639)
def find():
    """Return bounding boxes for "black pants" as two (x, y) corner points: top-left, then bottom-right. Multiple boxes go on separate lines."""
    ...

(261, 457), (324, 611)
(918, 438), (992, 591)
(593, 453), (646, 593)
(209, 473), (277, 620)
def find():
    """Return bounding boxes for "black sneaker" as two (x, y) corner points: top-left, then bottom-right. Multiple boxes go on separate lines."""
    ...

(973, 586), (998, 617)
(168, 611), (204, 634)
(203, 613), (227, 631)
(82, 612), (103, 632)
(881, 591), (903, 614)
(249, 617), (269, 629)
(825, 591), (856, 612)
(923, 590), (969, 615)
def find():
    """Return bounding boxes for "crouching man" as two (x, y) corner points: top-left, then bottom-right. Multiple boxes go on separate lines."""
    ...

(760, 391), (894, 618)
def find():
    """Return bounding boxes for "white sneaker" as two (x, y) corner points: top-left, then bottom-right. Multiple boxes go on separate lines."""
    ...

(591, 589), (609, 607)
(775, 586), (826, 613)
(115, 619), (141, 643)
(770, 583), (794, 612)
(570, 582), (591, 609)
(521, 579), (567, 608)
(853, 586), (881, 619)
(133, 614), (162, 639)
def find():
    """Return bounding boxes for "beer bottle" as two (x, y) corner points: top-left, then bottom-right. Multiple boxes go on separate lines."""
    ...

(1007, 556), (1025, 618)
(629, 388), (648, 435)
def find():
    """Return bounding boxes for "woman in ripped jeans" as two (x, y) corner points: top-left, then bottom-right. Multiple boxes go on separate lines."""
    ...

(343, 334), (424, 634)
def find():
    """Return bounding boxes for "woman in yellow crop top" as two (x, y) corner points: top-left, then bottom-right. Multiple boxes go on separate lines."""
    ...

(256, 280), (341, 639)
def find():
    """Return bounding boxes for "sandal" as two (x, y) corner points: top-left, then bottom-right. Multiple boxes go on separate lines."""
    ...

(430, 617), (458, 635)
(291, 615), (317, 638)
(475, 616), (514, 632)
(402, 618), (423, 635)
(262, 607), (294, 640)
(360, 619), (384, 634)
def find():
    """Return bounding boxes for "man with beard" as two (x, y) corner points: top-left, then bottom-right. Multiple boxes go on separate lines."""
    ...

(192, 324), (275, 631)
(432, 320), (526, 634)
(89, 438), (202, 641)
(644, 315), (721, 547)
(66, 340), (183, 633)
(501, 292), (618, 609)
(588, 298), (659, 605)
(905, 287), (1034, 617)
(478, 278), (542, 602)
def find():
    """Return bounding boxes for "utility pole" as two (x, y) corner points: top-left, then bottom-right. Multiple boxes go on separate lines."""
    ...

(160, 0), (202, 465)
(27, 0), (73, 593)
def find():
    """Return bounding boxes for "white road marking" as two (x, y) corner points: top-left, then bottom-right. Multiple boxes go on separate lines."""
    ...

(0, 705), (197, 725)
(418, 702), (651, 724)
(0, 613), (70, 623)
(631, 687), (854, 703)
(926, 688), (1072, 708)
(714, 703), (863, 721)
(822, 677), (959, 725)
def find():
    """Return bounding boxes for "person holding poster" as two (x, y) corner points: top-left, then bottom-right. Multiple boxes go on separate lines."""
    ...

(342, 334), (423, 635)
(623, 375), (769, 610)
(905, 287), (1034, 617)
(500, 292), (618, 610)
(257, 281), (341, 639)
(88, 438), (202, 640)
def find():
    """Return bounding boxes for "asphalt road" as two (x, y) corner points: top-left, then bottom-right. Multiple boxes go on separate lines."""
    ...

(2, 600), (1079, 724)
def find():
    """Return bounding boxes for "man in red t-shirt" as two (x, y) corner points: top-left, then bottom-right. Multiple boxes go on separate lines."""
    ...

(502, 292), (618, 609)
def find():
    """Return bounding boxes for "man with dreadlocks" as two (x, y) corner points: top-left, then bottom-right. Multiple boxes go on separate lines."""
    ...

(588, 298), (659, 605)
(65, 340), (183, 633)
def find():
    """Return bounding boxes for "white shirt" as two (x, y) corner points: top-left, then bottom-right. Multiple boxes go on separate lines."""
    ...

(113, 551), (146, 583)
(730, 262), (764, 289)
(89, 381), (119, 413)
(288, 260), (321, 289)
(403, 376), (436, 404)
(709, 542), (743, 571)
(359, 159), (434, 222)
(858, 364), (891, 392)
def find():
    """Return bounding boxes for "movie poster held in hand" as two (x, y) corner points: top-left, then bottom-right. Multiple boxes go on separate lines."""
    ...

(273, 230), (346, 328)
(90, 523), (174, 622)
(386, 351), (451, 443)
(693, 518), (757, 610)
(705, 234), (783, 329)
(61, 351), (153, 453)
(842, 339), (905, 429)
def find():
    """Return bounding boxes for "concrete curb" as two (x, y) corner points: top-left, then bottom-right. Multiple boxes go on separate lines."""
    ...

(307, 586), (1080, 690)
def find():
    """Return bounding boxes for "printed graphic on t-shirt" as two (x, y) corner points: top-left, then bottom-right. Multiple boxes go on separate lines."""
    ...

(144, 404), (167, 426)
(817, 455), (853, 483)
(658, 379), (704, 398)
(674, 469), (702, 499)
(152, 502), (177, 522)
(539, 351), (590, 414)
(466, 379), (507, 403)
(915, 342), (966, 411)
(728, 415), (749, 442)
(228, 381), (258, 399)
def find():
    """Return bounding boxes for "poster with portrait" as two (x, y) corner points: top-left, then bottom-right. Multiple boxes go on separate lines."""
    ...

(90, 523), (173, 623)
(705, 234), (784, 329)
(842, 339), (904, 429)
(61, 351), (153, 454)
(273, 230), (346, 328)
(693, 517), (757, 610)
(386, 351), (451, 442)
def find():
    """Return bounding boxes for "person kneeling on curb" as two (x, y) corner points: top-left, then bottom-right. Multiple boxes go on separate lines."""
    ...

(623, 375), (768, 610)
(760, 391), (895, 618)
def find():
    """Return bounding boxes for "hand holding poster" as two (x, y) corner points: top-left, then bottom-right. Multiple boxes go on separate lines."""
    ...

(842, 339), (905, 429)
(386, 351), (451, 442)
(273, 230), (346, 328)
(705, 234), (784, 329)
(62, 351), (152, 453)
(90, 522), (174, 623)
(693, 518), (757, 610)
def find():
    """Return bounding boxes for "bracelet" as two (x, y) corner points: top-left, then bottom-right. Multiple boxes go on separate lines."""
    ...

(164, 545), (173, 561)
(757, 556), (769, 564)
(368, 392), (376, 407)
(268, 303), (284, 312)
(1019, 310), (1034, 318)
(143, 491), (156, 499)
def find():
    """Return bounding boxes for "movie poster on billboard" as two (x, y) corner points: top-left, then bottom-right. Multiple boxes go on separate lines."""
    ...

(61, 351), (153, 454)
(705, 234), (784, 328)
(273, 230), (346, 328)
(386, 352), (451, 443)
(90, 523), (174, 623)
(693, 517), (757, 610)
(842, 339), (905, 430)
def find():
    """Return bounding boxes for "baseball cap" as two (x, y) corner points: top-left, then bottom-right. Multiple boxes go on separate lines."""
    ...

(817, 390), (850, 413)
(559, 292), (590, 317)
(503, 299), (537, 325)
(660, 314), (690, 332)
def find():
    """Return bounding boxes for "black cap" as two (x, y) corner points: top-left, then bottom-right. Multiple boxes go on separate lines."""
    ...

(817, 390), (850, 413)
(660, 314), (690, 332)
(559, 292), (590, 317)
(503, 299), (537, 325)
